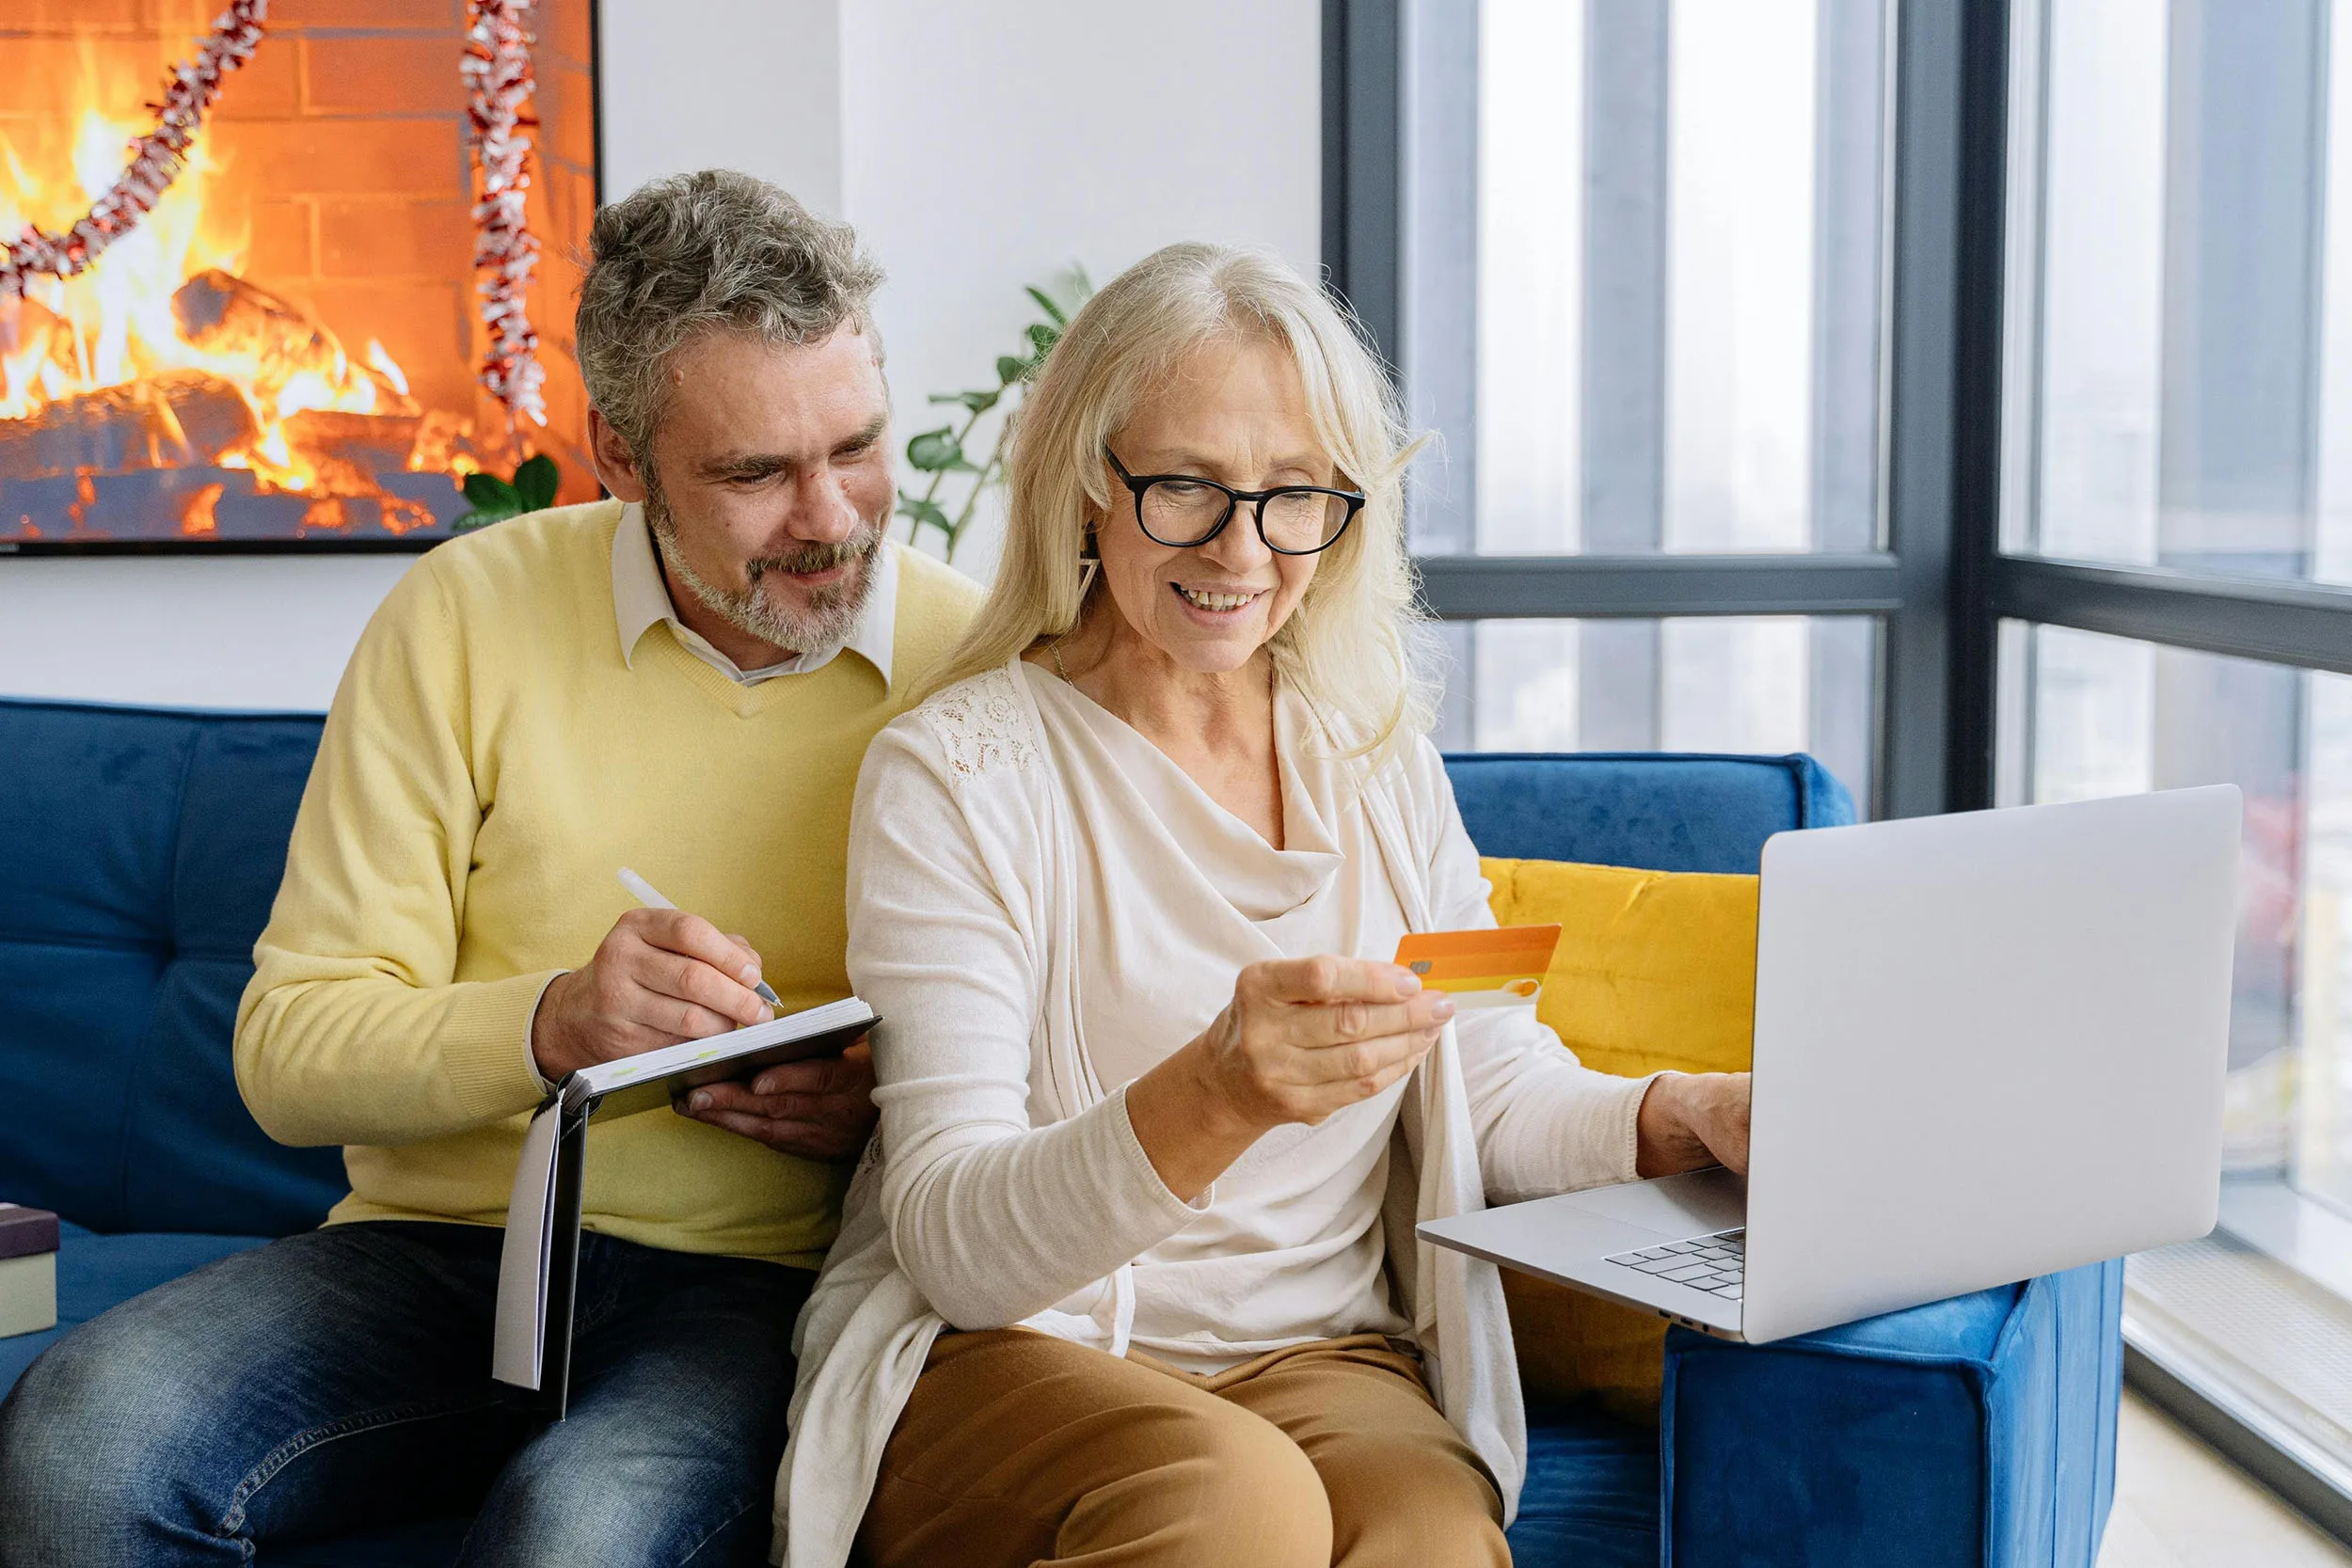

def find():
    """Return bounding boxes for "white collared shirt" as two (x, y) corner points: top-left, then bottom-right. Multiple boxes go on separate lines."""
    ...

(611, 500), (898, 689)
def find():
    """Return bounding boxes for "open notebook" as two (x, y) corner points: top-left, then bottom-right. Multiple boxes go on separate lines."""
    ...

(491, 996), (877, 1415)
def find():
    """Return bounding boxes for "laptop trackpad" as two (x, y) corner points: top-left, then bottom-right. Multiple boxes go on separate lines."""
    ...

(1562, 1166), (1749, 1237)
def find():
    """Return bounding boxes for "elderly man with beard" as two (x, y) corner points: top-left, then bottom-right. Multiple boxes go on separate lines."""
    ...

(0, 170), (980, 1568)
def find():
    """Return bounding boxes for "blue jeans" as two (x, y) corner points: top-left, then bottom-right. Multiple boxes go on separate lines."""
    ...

(0, 1221), (812, 1567)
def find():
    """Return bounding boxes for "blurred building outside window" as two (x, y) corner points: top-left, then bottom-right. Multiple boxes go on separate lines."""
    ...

(1440, 0), (1883, 813)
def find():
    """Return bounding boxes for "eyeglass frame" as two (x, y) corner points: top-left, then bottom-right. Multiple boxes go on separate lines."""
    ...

(1103, 448), (1366, 556)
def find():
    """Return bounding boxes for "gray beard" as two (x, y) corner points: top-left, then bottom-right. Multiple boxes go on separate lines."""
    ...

(643, 473), (883, 657)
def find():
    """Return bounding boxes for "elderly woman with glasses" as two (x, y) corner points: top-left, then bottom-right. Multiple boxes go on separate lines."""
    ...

(773, 244), (1752, 1568)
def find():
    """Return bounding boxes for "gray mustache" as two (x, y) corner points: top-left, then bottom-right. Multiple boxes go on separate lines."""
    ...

(748, 529), (881, 581)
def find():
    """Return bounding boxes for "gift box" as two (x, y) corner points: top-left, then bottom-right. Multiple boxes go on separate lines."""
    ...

(0, 1203), (59, 1338)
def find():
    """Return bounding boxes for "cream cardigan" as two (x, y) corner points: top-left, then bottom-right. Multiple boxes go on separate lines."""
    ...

(770, 662), (1655, 1566)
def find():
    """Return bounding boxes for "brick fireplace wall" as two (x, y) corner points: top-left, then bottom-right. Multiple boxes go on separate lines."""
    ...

(2, 0), (597, 509)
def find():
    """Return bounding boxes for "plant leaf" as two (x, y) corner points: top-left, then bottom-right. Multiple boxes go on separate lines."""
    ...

(1024, 285), (1068, 326)
(906, 427), (967, 471)
(462, 471), (520, 510)
(898, 493), (952, 535)
(1026, 323), (1058, 355)
(995, 355), (1031, 385)
(929, 388), (1000, 413)
(512, 453), (560, 513)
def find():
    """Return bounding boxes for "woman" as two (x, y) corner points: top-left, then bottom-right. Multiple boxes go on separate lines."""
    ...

(775, 244), (1751, 1568)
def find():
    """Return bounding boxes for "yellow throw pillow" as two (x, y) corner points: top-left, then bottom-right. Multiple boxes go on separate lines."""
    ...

(1480, 856), (1759, 1424)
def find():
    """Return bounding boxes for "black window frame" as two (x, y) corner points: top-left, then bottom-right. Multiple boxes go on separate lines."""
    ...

(1324, 0), (2352, 826)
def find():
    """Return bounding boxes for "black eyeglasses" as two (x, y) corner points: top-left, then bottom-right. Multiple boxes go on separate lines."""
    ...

(1105, 449), (1365, 556)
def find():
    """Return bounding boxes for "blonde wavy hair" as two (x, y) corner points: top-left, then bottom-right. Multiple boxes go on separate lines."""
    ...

(919, 242), (1437, 766)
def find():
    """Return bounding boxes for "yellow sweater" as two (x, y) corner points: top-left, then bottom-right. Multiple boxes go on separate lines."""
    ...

(233, 500), (982, 1267)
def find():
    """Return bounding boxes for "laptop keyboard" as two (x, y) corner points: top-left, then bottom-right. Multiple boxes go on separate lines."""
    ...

(1602, 1228), (1744, 1300)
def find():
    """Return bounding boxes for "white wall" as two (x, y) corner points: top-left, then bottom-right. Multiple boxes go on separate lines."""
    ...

(598, 0), (846, 217)
(0, 556), (415, 711)
(0, 0), (1319, 709)
(841, 0), (1323, 577)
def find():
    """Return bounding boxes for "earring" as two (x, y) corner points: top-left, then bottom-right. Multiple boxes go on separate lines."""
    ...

(1077, 527), (1099, 596)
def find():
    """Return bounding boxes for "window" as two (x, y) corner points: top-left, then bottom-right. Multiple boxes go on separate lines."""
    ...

(1460, 0), (1884, 558)
(1359, 0), (1908, 814)
(1435, 616), (1878, 811)
(1989, 0), (2352, 1499)
(1995, 0), (2352, 1201)
(1338, 0), (2352, 1507)
(2004, 0), (2352, 587)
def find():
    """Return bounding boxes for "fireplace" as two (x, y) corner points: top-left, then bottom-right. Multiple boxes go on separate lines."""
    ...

(0, 0), (597, 549)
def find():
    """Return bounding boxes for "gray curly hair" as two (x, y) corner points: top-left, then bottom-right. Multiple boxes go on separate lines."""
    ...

(575, 169), (884, 462)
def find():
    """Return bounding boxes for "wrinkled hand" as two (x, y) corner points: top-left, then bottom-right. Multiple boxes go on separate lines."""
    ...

(675, 1038), (879, 1161)
(1190, 956), (1456, 1132)
(531, 910), (771, 1082)
(1635, 1071), (1752, 1178)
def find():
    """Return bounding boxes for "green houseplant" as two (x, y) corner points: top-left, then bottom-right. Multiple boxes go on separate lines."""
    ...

(450, 451), (560, 532)
(897, 271), (1090, 562)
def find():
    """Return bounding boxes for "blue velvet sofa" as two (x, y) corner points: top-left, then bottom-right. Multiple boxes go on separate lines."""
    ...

(0, 697), (2121, 1565)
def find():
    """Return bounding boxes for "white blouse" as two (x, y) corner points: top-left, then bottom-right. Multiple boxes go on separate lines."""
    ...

(1041, 670), (1412, 1369)
(771, 661), (1658, 1567)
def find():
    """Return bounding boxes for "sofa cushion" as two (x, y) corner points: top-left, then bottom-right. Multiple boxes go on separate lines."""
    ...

(1482, 858), (1761, 1422)
(0, 699), (344, 1238)
(1485, 857), (1759, 1083)
(1506, 1405), (1661, 1568)
(1447, 752), (1854, 874)
(0, 1221), (269, 1394)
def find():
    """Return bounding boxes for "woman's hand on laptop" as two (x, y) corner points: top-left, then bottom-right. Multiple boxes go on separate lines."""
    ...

(1634, 1071), (1752, 1178)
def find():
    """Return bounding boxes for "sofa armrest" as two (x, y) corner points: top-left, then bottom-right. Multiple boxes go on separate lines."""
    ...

(1659, 1259), (2123, 1568)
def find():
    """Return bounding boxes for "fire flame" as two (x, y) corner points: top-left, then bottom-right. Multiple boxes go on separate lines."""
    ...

(1, 46), (480, 533)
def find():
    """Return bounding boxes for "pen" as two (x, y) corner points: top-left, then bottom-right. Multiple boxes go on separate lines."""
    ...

(616, 867), (783, 1008)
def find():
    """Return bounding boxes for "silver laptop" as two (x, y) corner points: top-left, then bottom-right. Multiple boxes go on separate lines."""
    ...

(1418, 785), (2242, 1345)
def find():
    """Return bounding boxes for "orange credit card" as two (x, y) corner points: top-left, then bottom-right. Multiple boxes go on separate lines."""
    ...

(1393, 924), (1562, 1008)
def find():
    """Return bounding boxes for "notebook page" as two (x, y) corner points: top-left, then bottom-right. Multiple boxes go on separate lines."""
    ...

(491, 1102), (563, 1389)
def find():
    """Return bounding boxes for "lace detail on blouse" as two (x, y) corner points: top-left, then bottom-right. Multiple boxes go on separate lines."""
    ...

(919, 667), (1038, 782)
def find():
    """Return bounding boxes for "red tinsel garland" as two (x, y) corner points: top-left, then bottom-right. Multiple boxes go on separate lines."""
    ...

(0, 0), (270, 301)
(463, 0), (547, 430)
(6, 0), (548, 436)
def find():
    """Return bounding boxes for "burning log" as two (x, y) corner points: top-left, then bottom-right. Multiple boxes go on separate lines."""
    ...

(154, 370), (263, 465)
(171, 269), (412, 413)
(172, 270), (338, 383)
(0, 370), (259, 481)
(285, 409), (421, 478)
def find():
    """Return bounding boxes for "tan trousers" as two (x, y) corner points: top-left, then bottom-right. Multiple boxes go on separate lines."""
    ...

(855, 1329), (1509, 1568)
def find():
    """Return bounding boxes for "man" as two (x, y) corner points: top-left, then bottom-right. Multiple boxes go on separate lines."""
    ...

(0, 171), (980, 1565)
